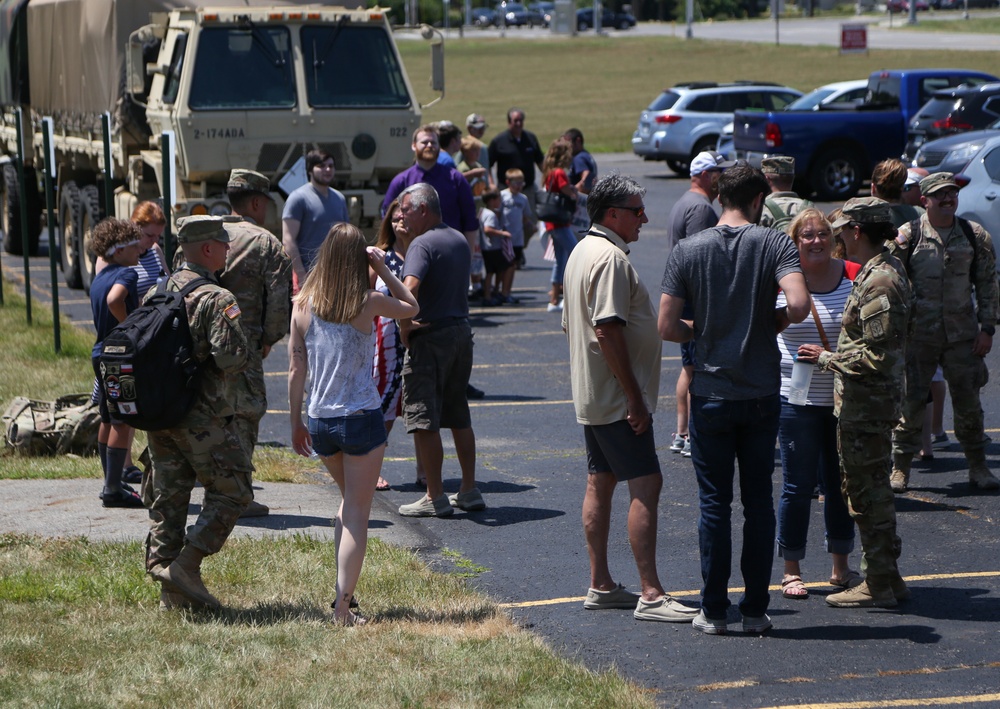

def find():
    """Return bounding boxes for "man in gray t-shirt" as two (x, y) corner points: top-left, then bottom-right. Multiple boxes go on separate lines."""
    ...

(396, 183), (484, 520)
(281, 149), (348, 289)
(658, 163), (810, 636)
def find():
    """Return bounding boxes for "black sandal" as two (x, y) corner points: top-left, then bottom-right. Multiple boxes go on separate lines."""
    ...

(122, 465), (144, 484)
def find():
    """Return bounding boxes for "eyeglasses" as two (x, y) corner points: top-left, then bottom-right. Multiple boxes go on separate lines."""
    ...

(614, 205), (646, 218)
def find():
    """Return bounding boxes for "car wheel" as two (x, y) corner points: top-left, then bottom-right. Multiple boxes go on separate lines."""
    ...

(59, 180), (83, 289)
(577, 20), (588, 30)
(666, 159), (690, 177)
(617, 19), (630, 29)
(810, 148), (863, 201)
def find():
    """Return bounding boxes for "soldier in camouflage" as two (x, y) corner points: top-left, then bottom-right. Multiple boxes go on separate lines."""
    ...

(759, 156), (812, 233)
(145, 215), (251, 610)
(219, 169), (293, 517)
(889, 172), (999, 492)
(797, 198), (911, 609)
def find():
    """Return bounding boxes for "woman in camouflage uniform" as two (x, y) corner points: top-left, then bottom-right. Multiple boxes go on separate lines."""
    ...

(797, 197), (912, 609)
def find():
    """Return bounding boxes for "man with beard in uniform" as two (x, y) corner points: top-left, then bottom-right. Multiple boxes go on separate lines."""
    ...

(220, 169), (292, 517)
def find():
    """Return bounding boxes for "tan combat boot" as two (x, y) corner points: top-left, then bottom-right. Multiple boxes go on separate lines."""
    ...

(968, 455), (1000, 491)
(890, 453), (911, 493)
(153, 546), (221, 609)
(826, 579), (897, 608)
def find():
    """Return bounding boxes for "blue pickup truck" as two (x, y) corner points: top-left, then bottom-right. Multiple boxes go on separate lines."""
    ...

(733, 69), (998, 200)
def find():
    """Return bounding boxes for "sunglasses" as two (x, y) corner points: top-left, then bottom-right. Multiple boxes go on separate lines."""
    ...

(615, 205), (646, 218)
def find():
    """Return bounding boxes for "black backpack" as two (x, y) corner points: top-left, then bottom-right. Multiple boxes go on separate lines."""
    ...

(98, 277), (209, 431)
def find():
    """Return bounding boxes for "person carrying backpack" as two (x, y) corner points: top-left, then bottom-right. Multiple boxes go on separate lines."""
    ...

(144, 215), (251, 611)
(759, 156), (812, 234)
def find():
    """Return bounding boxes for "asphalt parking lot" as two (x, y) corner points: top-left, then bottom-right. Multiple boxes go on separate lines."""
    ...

(4, 153), (1000, 707)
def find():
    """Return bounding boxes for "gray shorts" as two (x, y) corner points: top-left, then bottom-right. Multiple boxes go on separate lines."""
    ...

(403, 321), (473, 432)
(584, 420), (661, 481)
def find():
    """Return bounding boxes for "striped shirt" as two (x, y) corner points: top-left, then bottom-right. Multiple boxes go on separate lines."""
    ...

(776, 264), (853, 407)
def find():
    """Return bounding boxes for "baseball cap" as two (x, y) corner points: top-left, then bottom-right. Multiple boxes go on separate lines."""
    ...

(920, 172), (960, 196)
(831, 197), (892, 230)
(227, 169), (271, 196)
(176, 215), (231, 245)
(761, 156), (795, 176)
(904, 168), (925, 188)
(466, 113), (488, 130)
(690, 150), (736, 176)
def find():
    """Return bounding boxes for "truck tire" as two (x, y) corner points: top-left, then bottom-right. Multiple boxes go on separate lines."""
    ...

(1, 164), (40, 256)
(59, 181), (83, 289)
(810, 148), (863, 202)
(666, 159), (690, 176)
(79, 185), (102, 295)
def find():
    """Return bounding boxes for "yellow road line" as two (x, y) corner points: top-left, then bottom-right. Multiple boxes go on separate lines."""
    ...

(498, 571), (1000, 608)
(760, 693), (1000, 708)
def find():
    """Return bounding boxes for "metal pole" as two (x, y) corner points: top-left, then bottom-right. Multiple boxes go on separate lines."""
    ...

(685, 0), (692, 38)
(102, 113), (114, 218)
(42, 117), (59, 353)
(774, 0), (780, 45)
(161, 131), (175, 266)
(14, 108), (30, 321)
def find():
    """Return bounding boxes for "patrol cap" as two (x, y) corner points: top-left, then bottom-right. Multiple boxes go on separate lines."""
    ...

(466, 113), (487, 130)
(761, 155), (795, 176)
(920, 171), (960, 196)
(690, 150), (736, 176)
(831, 196), (893, 230)
(176, 215), (230, 244)
(227, 169), (272, 197)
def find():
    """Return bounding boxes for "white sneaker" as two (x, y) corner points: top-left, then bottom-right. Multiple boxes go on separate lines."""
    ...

(546, 302), (563, 312)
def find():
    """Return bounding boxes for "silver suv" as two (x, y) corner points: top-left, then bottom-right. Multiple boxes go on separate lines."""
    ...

(632, 81), (802, 176)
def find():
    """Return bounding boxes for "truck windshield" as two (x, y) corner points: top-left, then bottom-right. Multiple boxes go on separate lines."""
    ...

(189, 27), (295, 110)
(301, 26), (410, 108)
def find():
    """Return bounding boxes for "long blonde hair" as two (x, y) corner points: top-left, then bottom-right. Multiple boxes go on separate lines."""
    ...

(295, 223), (369, 323)
(542, 138), (572, 179)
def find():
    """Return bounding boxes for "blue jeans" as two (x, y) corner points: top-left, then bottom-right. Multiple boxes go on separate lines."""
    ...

(548, 226), (577, 286)
(690, 394), (780, 619)
(777, 400), (855, 561)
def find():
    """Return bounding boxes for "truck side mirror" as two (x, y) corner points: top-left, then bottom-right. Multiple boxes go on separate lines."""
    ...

(126, 34), (147, 96)
(430, 41), (444, 94)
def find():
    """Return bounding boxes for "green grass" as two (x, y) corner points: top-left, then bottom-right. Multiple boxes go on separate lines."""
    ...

(398, 36), (999, 152)
(0, 534), (654, 707)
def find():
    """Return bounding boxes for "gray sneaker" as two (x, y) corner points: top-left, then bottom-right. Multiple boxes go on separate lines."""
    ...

(692, 609), (727, 635)
(669, 433), (688, 453)
(399, 494), (454, 518)
(583, 583), (640, 610)
(448, 487), (486, 511)
(681, 437), (692, 458)
(633, 595), (699, 623)
(931, 432), (951, 451)
(742, 614), (772, 634)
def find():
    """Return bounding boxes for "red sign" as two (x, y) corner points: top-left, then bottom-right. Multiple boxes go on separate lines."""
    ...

(840, 23), (868, 54)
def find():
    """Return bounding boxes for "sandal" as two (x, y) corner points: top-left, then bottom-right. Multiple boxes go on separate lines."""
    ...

(829, 570), (863, 589)
(122, 465), (144, 484)
(781, 575), (809, 600)
(375, 477), (390, 491)
(333, 610), (367, 627)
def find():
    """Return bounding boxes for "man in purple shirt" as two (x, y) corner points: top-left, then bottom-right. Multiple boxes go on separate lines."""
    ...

(382, 125), (479, 246)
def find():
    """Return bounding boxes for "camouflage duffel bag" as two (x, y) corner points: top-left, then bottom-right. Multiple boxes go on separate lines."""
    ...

(2, 394), (101, 456)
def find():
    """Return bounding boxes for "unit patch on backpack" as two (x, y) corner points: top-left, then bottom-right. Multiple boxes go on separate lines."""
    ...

(98, 277), (210, 431)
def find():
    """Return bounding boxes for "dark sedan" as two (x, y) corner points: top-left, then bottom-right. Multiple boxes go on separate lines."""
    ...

(576, 7), (636, 30)
(912, 122), (1000, 173)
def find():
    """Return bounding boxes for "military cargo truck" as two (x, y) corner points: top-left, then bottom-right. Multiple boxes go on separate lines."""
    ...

(0, 0), (441, 291)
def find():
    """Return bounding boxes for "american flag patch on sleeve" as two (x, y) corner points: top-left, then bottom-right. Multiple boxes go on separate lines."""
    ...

(224, 302), (241, 320)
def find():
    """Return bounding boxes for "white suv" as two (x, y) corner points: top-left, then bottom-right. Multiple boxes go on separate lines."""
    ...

(632, 81), (802, 176)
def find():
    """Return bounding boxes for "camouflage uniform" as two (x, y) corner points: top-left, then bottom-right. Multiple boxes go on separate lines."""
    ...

(759, 157), (812, 233)
(818, 248), (910, 589)
(889, 182), (998, 488)
(218, 214), (291, 449)
(144, 258), (252, 575)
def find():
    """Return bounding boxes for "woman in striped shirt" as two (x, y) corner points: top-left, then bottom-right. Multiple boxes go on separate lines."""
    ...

(775, 208), (861, 600)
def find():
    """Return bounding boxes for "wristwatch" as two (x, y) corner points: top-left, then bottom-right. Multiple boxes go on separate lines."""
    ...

(982, 324), (996, 337)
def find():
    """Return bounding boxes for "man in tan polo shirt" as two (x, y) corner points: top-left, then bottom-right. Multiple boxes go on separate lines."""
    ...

(562, 174), (698, 624)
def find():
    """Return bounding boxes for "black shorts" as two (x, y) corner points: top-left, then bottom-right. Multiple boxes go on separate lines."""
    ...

(482, 248), (513, 275)
(681, 341), (696, 367)
(583, 420), (661, 481)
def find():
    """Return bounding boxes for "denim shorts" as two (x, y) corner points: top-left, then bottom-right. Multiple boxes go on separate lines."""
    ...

(308, 409), (387, 457)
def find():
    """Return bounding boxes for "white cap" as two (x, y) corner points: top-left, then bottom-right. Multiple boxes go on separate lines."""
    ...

(690, 150), (736, 176)
(905, 168), (924, 187)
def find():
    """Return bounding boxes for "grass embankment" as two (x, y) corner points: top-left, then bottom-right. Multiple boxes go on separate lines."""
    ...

(398, 36), (999, 152)
(0, 534), (653, 707)
(0, 279), (314, 482)
(892, 15), (1000, 32)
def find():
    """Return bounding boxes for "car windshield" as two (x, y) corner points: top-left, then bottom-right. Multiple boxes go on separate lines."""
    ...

(648, 91), (680, 111)
(786, 89), (835, 111)
(189, 27), (295, 110)
(302, 25), (411, 108)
